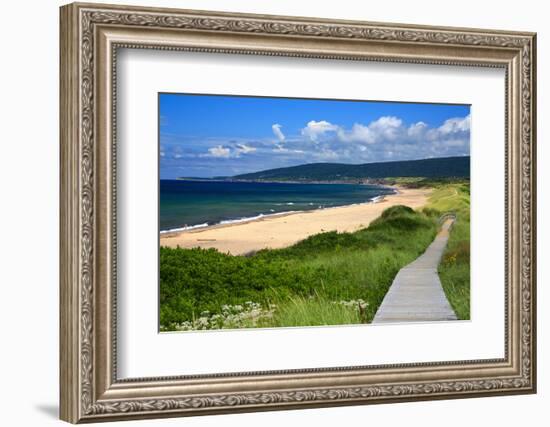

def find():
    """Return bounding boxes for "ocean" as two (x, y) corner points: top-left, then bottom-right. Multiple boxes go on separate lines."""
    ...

(159, 180), (395, 233)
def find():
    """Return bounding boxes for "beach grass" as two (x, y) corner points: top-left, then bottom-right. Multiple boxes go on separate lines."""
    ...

(160, 204), (439, 331)
(268, 294), (363, 327)
(159, 180), (471, 331)
(425, 182), (471, 320)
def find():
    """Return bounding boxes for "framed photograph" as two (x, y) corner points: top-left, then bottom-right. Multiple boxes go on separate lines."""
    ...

(60, 2), (536, 423)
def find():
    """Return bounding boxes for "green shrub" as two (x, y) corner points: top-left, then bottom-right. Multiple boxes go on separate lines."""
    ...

(160, 204), (440, 330)
(380, 204), (415, 218)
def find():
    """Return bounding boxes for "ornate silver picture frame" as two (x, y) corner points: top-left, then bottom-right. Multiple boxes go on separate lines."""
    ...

(60, 2), (536, 423)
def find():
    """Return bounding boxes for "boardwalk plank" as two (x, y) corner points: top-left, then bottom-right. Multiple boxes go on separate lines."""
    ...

(372, 218), (457, 323)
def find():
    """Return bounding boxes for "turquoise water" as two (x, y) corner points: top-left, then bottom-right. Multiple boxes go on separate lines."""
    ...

(159, 180), (395, 232)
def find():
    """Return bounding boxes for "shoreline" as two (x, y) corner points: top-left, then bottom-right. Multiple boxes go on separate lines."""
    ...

(160, 182), (397, 235)
(160, 186), (430, 256)
(160, 210), (301, 236)
(160, 193), (393, 236)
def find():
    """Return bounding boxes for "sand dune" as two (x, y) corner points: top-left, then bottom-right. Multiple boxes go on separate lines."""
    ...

(160, 187), (431, 256)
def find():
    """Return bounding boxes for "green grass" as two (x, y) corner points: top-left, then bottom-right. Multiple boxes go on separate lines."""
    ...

(160, 204), (438, 331)
(424, 182), (471, 320)
(269, 294), (363, 327)
(159, 181), (471, 331)
(372, 176), (470, 189)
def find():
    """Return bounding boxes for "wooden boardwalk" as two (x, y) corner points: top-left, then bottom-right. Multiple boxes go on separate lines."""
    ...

(372, 218), (458, 323)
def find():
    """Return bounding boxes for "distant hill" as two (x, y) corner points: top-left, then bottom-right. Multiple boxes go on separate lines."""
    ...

(232, 156), (470, 182)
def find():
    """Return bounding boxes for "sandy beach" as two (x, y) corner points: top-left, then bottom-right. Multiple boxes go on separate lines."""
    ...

(160, 187), (432, 255)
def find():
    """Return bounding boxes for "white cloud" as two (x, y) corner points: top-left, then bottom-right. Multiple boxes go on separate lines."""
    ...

(273, 145), (288, 153)
(368, 116), (403, 141)
(407, 121), (428, 138)
(336, 116), (402, 144)
(273, 144), (304, 154)
(341, 115), (469, 149)
(315, 147), (340, 160)
(272, 124), (286, 142)
(189, 113), (470, 166)
(337, 123), (374, 144)
(235, 143), (256, 155)
(438, 114), (471, 134)
(296, 113), (470, 162)
(201, 143), (257, 158)
(207, 145), (231, 158)
(301, 120), (339, 142)
(443, 138), (469, 147)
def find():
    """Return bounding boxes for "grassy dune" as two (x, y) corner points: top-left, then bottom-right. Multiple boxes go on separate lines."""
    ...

(160, 204), (438, 331)
(425, 183), (471, 320)
(159, 180), (471, 331)
(394, 178), (470, 319)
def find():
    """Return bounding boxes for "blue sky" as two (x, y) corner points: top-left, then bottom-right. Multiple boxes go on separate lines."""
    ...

(159, 93), (470, 179)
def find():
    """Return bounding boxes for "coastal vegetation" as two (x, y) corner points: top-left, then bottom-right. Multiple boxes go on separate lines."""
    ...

(160, 204), (435, 330)
(399, 178), (470, 319)
(428, 182), (471, 320)
(231, 156), (470, 182)
(394, 178), (470, 319)
(160, 178), (470, 331)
